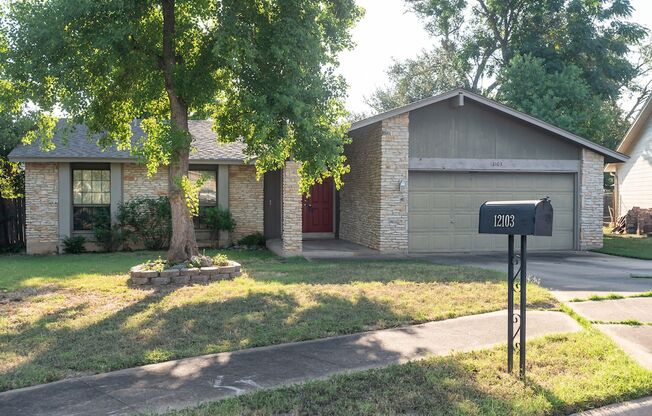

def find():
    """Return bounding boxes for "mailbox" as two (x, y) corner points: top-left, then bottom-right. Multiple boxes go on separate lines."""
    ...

(478, 198), (553, 236)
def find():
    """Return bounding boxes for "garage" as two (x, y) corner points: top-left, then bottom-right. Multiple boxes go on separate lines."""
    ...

(341, 88), (628, 255)
(408, 172), (575, 252)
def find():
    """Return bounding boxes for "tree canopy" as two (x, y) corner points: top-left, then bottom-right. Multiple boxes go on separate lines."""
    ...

(368, 0), (648, 148)
(2, 0), (362, 261)
(0, 32), (31, 199)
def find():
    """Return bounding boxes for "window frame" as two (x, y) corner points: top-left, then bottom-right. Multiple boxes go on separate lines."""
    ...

(71, 163), (111, 233)
(188, 165), (218, 230)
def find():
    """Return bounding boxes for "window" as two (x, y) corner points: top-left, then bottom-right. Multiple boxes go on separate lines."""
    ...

(72, 169), (111, 231)
(189, 169), (217, 229)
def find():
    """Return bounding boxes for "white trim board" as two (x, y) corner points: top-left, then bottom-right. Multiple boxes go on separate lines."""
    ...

(409, 158), (580, 172)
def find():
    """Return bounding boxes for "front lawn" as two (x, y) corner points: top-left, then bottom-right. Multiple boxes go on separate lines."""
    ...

(0, 250), (555, 391)
(595, 234), (652, 260)
(167, 329), (652, 416)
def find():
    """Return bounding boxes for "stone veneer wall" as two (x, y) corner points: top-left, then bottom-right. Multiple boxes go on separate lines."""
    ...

(25, 162), (59, 254)
(339, 114), (410, 253)
(579, 149), (604, 250)
(229, 164), (264, 241)
(280, 161), (302, 256)
(378, 114), (409, 253)
(339, 122), (382, 249)
(122, 164), (168, 201)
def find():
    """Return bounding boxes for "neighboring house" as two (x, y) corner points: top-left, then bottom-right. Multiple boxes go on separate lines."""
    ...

(10, 88), (627, 256)
(605, 96), (652, 218)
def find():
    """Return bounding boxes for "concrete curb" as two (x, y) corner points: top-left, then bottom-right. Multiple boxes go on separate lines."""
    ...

(571, 396), (652, 416)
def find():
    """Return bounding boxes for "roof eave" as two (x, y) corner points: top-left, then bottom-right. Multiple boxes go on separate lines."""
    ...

(348, 88), (629, 163)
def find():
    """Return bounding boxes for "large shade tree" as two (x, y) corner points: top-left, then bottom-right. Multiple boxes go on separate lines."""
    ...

(368, 0), (648, 146)
(0, 32), (31, 199)
(2, 0), (362, 262)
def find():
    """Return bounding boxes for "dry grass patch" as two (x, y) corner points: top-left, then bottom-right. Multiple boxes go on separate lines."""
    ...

(0, 250), (556, 391)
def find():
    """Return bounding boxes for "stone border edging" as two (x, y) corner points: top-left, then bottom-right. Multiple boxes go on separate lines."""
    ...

(129, 261), (242, 286)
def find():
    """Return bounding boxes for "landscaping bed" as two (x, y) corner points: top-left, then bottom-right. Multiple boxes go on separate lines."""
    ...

(0, 250), (556, 391)
(130, 255), (241, 286)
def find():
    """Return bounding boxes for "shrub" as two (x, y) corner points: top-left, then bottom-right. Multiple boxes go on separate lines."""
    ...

(118, 197), (172, 250)
(62, 235), (86, 254)
(203, 206), (236, 240)
(93, 225), (128, 252)
(92, 210), (127, 252)
(237, 232), (266, 247)
(212, 253), (230, 266)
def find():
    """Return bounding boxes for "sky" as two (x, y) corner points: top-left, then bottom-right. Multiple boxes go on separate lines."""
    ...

(337, 0), (652, 114)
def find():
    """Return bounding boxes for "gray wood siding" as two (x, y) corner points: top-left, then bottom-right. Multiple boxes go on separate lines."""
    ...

(617, 116), (652, 214)
(409, 100), (581, 160)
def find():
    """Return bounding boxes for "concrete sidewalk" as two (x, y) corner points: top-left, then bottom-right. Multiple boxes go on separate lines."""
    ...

(0, 310), (580, 416)
(566, 298), (652, 371)
(572, 396), (652, 416)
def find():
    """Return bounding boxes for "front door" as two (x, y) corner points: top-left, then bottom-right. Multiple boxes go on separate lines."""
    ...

(302, 177), (333, 233)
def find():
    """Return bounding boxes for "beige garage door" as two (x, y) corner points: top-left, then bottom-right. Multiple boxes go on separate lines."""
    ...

(408, 172), (576, 252)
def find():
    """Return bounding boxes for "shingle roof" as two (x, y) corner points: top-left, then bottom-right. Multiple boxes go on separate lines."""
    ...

(8, 119), (249, 163)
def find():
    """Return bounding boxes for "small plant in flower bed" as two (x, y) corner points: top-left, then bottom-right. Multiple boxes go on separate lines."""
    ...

(185, 254), (213, 268)
(141, 257), (169, 272)
(212, 253), (230, 266)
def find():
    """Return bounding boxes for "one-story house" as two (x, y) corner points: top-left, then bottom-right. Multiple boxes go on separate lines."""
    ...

(605, 96), (652, 218)
(10, 88), (628, 255)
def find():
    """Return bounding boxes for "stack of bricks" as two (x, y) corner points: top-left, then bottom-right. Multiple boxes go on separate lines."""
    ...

(130, 261), (242, 286)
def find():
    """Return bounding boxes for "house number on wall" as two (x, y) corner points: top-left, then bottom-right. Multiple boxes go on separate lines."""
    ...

(491, 161), (504, 167)
(493, 214), (515, 228)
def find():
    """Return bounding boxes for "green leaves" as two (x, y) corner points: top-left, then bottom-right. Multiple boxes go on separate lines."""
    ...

(3, 0), (362, 194)
(497, 54), (628, 149)
(370, 0), (646, 148)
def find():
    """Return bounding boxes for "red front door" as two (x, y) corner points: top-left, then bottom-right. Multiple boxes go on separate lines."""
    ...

(302, 177), (333, 233)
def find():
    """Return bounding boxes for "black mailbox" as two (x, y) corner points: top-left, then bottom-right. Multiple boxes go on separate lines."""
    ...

(478, 197), (553, 380)
(479, 198), (553, 236)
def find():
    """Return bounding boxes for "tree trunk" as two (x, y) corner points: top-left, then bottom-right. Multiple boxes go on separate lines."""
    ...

(162, 0), (199, 263)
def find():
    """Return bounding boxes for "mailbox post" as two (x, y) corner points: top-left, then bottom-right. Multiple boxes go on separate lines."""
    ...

(479, 198), (553, 379)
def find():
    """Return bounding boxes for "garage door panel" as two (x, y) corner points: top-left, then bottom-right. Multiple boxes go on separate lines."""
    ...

(410, 193), (433, 210)
(408, 172), (575, 252)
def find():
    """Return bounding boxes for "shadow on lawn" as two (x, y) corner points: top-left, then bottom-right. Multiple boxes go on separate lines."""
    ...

(0, 287), (413, 392)
(243, 258), (504, 285)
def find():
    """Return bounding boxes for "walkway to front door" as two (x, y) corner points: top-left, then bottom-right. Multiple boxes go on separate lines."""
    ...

(302, 177), (333, 233)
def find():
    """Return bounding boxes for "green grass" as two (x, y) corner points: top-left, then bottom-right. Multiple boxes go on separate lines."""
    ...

(595, 234), (652, 260)
(569, 291), (652, 303)
(0, 250), (556, 391)
(164, 330), (652, 416)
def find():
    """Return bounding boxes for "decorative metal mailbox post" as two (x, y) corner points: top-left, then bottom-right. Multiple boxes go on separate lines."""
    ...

(479, 198), (553, 379)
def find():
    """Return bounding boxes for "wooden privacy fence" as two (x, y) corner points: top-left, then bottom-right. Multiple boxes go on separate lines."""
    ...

(0, 197), (26, 249)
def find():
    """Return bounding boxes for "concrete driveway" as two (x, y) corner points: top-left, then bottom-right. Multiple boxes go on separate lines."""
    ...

(421, 251), (652, 301)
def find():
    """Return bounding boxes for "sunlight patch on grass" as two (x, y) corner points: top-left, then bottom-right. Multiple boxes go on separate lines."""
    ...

(595, 234), (652, 260)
